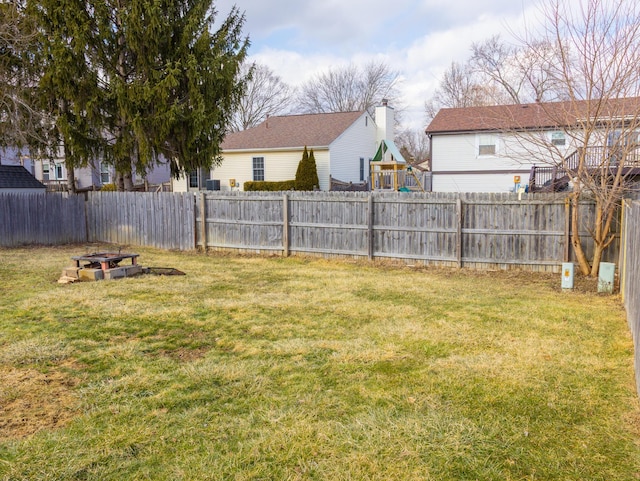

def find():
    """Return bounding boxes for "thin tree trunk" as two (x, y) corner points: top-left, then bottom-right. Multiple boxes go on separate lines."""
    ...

(60, 99), (77, 194)
(123, 169), (134, 191)
(65, 159), (76, 194)
(115, 171), (125, 191)
(590, 202), (605, 277)
(591, 243), (605, 277)
(571, 192), (591, 275)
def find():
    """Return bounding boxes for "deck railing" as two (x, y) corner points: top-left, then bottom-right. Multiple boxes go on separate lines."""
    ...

(530, 146), (640, 192)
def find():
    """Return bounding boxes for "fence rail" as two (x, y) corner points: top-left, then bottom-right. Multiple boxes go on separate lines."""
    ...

(0, 191), (621, 271)
(196, 191), (619, 271)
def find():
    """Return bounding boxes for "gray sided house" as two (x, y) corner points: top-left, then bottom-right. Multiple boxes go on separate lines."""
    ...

(426, 97), (640, 193)
(0, 146), (171, 192)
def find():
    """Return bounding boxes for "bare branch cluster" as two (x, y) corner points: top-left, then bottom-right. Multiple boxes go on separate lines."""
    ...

(229, 63), (295, 132)
(297, 60), (401, 117)
(425, 34), (566, 123)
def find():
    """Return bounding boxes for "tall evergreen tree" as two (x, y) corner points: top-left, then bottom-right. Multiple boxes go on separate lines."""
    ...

(0, 1), (42, 158)
(295, 146), (309, 190)
(295, 146), (319, 190)
(22, 0), (249, 191)
(92, 0), (249, 189)
(28, 0), (104, 193)
(308, 148), (319, 190)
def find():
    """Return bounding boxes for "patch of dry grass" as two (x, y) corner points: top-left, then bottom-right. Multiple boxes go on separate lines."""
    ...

(0, 245), (638, 480)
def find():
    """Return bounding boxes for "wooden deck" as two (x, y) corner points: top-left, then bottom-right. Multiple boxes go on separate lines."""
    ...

(529, 146), (640, 192)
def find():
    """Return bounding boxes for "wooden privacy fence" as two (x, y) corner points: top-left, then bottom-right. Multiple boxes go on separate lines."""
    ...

(620, 200), (640, 398)
(0, 192), (86, 246)
(197, 191), (619, 271)
(86, 192), (195, 250)
(0, 191), (620, 271)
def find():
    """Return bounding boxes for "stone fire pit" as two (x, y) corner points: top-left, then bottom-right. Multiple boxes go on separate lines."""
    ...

(59, 252), (143, 282)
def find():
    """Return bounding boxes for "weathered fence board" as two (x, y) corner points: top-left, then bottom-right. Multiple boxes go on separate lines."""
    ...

(196, 191), (620, 272)
(86, 192), (195, 250)
(0, 192), (86, 246)
(620, 200), (640, 398)
(0, 191), (623, 272)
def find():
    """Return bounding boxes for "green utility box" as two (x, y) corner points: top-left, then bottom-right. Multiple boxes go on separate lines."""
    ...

(598, 262), (615, 293)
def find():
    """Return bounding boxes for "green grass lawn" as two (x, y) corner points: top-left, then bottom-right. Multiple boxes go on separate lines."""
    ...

(0, 245), (638, 480)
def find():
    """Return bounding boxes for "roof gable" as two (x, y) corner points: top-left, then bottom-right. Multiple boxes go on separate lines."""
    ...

(425, 97), (640, 134)
(0, 165), (45, 189)
(222, 111), (366, 151)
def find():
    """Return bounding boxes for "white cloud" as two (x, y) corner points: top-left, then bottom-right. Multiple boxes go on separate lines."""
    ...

(218, 0), (547, 131)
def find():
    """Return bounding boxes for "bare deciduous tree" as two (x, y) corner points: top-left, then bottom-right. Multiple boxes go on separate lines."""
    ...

(424, 61), (502, 122)
(470, 36), (523, 104)
(425, 36), (565, 123)
(471, 35), (566, 104)
(508, 0), (640, 276)
(297, 61), (400, 117)
(229, 63), (295, 132)
(396, 127), (430, 168)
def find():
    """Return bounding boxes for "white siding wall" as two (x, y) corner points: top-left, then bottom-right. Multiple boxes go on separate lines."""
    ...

(329, 113), (377, 184)
(433, 173), (531, 193)
(172, 174), (189, 192)
(431, 130), (580, 192)
(213, 149), (331, 191)
(76, 164), (97, 189)
(143, 162), (171, 185)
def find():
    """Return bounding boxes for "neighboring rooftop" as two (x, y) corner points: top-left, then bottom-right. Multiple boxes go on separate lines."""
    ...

(426, 97), (640, 134)
(0, 165), (46, 190)
(222, 111), (365, 150)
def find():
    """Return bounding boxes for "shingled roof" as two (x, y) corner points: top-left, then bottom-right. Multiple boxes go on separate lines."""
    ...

(0, 165), (45, 190)
(222, 111), (365, 151)
(425, 97), (640, 134)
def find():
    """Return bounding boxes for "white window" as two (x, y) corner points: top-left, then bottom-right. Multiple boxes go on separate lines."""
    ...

(252, 157), (265, 181)
(54, 163), (64, 180)
(42, 163), (50, 181)
(189, 170), (199, 188)
(608, 130), (640, 148)
(478, 134), (497, 156)
(100, 162), (111, 184)
(551, 131), (566, 146)
(188, 168), (210, 189)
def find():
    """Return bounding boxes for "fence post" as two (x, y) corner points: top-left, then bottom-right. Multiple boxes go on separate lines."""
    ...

(619, 199), (627, 302)
(84, 192), (90, 243)
(456, 198), (463, 268)
(283, 193), (289, 257)
(368, 194), (374, 260)
(200, 192), (207, 251)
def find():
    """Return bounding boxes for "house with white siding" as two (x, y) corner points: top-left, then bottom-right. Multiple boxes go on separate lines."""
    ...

(425, 98), (640, 193)
(173, 103), (395, 192)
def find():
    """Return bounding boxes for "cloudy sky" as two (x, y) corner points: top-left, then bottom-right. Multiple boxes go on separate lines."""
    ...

(214, 1), (542, 130)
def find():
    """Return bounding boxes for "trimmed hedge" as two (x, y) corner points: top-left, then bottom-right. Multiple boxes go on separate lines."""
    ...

(244, 180), (296, 191)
